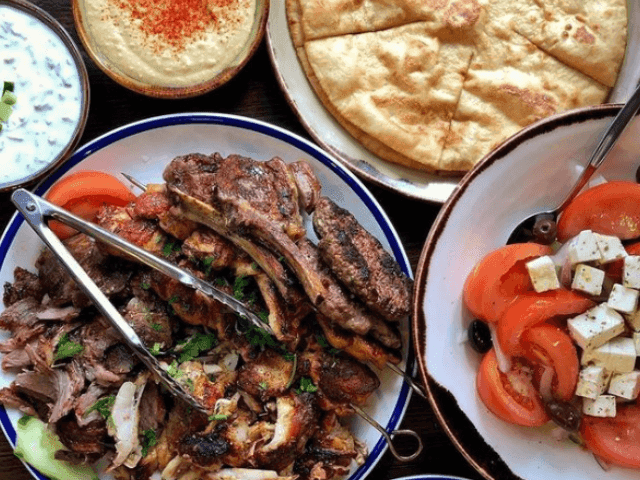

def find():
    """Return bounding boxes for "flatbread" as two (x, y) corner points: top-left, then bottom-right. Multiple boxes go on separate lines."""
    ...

(441, 31), (610, 171)
(303, 22), (474, 171)
(286, 0), (628, 173)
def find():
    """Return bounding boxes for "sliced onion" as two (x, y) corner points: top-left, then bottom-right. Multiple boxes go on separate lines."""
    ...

(490, 324), (511, 373)
(538, 364), (554, 402)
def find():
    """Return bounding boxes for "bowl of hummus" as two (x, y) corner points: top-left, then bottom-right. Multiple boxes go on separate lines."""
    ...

(72, 0), (268, 98)
(0, 0), (90, 192)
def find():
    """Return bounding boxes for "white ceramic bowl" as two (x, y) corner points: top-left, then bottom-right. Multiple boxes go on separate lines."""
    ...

(413, 104), (640, 480)
(0, 0), (89, 192)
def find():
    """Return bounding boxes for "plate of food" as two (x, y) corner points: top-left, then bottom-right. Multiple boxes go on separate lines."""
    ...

(267, 0), (640, 203)
(414, 104), (640, 479)
(0, 113), (415, 480)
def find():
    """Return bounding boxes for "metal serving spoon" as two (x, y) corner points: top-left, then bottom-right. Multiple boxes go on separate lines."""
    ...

(507, 82), (640, 245)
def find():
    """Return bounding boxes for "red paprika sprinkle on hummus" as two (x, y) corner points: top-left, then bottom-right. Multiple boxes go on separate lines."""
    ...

(115, 0), (217, 51)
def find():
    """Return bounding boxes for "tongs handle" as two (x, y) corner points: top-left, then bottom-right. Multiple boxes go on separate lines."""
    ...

(11, 188), (210, 413)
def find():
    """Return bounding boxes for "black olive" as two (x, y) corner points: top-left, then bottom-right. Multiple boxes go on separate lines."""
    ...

(468, 319), (492, 354)
(544, 399), (582, 432)
(636, 164), (640, 183)
(532, 216), (557, 245)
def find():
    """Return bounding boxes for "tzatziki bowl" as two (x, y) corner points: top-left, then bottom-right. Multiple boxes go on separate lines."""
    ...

(413, 104), (640, 480)
(0, 0), (90, 192)
(71, 0), (269, 98)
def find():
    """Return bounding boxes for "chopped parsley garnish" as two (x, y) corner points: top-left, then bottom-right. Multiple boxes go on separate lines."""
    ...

(177, 332), (218, 363)
(258, 310), (269, 322)
(208, 414), (228, 421)
(244, 324), (277, 349)
(54, 333), (84, 360)
(141, 429), (157, 457)
(149, 343), (162, 356)
(316, 334), (340, 355)
(141, 281), (151, 290)
(166, 360), (183, 378)
(168, 295), (180, 304)
(203, 256), (216, 275)
(151, 322), (163, 332)
(296, 377), (318, 394)
(233, 275), (250, 301)
(259, 381), (268, 390)
(162, 241), (181, 257)
(85, 395), (116, 419)
(184, 378), (195, 392)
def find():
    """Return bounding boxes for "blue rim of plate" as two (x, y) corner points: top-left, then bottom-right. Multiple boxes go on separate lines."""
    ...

(0, 112), (415, 480)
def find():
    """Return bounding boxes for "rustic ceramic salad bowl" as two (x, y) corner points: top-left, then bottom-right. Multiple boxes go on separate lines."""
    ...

(413, 104), (640, 480)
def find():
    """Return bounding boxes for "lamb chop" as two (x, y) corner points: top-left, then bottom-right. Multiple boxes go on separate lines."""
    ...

(313, 196), (413, 322)
(163, 153), (328, 306)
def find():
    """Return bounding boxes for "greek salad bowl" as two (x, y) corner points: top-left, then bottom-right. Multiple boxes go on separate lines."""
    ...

(413, 104), (640, 480)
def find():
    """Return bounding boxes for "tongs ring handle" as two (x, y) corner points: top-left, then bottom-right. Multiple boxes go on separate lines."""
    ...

(351, 404), (423, 462)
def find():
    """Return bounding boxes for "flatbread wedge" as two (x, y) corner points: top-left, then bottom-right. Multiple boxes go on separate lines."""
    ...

(303, 22), (474, 171)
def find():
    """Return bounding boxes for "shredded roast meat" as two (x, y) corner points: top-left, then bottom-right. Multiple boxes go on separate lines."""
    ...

(0, 153), (412, 480)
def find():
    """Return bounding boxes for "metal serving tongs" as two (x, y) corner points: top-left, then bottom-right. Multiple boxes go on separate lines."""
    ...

(11, 188), (423, 462)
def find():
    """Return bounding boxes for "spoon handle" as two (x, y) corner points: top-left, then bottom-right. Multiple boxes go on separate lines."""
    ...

(557, 82), (640, 213)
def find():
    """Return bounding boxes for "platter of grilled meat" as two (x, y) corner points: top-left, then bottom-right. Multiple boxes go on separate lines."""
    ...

(0, 113), (415, 480)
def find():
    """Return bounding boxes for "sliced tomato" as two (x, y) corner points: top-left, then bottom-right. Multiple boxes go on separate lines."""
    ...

(557, 181), (640, 242)
(463, 243), (553, 323)
(476, 349), (549, 427)
(44, 171), (136, 239)
(581, 402), (640, 469)
(520, 324), (578, 401)
(496, 290), (594, 357)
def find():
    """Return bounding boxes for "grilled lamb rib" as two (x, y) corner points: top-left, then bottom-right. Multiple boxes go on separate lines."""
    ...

(313, 196), (413, 322)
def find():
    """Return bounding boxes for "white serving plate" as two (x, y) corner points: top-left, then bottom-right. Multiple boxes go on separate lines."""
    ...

(414, 105), (640, 480)
(0, 113), (414, 480)
(266, 0), (640, 203)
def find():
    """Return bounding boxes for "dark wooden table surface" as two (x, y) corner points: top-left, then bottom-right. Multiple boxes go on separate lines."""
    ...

(0, 2), (484, 479)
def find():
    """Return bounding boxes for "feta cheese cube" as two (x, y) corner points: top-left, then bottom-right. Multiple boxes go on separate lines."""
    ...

(525, 255), (560, 293)
(594, 233), (627, 264)
(575, 366), (610, 399)
(608, 284), (640, 314)
(568, 230), (602, 266)
(582, 337), (638, 373)
(568, 303), (625, 350)
(608, 371), (640, 400)
(571, 264), (605, 296)
(582, 395), (617, 417)
(623, 256), (640, 289)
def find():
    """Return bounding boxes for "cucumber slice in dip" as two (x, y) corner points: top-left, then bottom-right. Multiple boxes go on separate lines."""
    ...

(14, 415), (99, 480)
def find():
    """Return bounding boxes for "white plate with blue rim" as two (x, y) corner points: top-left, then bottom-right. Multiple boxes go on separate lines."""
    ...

(0, 113), (415, 480)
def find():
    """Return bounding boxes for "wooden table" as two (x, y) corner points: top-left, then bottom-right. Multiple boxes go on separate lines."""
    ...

(0, 2), (484, 479)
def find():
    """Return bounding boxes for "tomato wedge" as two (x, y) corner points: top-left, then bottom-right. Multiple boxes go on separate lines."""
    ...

(581, 402), (640, 469)
(520, 324), (578, 401)
(476, 349), (549, 427)
(557, 181), (640, 242)
(496, 290), (594, 357)
(45, 171), (136, 240)
(463, 243), (553, 323)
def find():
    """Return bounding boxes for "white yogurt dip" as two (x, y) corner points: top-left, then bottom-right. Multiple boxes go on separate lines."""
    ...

(0, 4), (84, 187)
(80, 0), (256, 87)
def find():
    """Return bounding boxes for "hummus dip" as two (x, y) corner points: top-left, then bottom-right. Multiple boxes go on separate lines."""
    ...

(80, 0), (257, 87)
